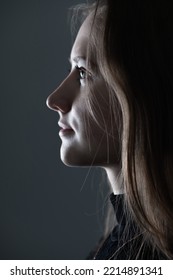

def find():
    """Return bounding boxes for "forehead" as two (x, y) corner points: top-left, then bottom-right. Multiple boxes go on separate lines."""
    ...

(70, 15), (92, 61)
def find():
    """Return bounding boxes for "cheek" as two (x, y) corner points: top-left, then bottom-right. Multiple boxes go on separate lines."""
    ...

(85, 81), (122, 153)
(71, 95), (103, 144)
(60, 91), (120, 166)
(86, 82), (113, 133)
(74, 81), (120, 155)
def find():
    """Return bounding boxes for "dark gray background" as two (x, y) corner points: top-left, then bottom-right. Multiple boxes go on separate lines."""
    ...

(0, 0), (109, 259)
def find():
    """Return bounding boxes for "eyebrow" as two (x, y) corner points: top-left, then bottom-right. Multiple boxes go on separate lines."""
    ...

(69, 56), (86, 64)
(68, 55), (99, 75)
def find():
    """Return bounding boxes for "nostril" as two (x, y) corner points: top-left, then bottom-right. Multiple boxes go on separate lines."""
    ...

(53, 100), (71, 113)
(46, 94), (71, 113)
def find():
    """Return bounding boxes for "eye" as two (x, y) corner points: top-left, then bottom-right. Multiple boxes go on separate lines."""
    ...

(75, 66), (87, 80)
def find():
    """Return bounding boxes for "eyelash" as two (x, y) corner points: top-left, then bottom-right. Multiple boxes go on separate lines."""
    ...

(75, 65), (87, 80)
(68, 65), (92, 83)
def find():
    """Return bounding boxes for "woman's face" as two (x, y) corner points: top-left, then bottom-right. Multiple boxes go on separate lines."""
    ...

(46, 15), (119, 167)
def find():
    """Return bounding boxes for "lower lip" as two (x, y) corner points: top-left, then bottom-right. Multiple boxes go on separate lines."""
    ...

(59, 128), (74, 137)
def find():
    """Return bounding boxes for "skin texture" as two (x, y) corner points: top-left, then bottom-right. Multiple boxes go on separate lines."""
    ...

(46, 15), (123, 193)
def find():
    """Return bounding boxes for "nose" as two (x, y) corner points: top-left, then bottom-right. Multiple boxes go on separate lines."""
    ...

(46, 74), (75, 113)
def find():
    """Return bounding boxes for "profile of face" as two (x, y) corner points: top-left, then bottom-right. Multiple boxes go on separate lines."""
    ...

(46, 14), (120, 168)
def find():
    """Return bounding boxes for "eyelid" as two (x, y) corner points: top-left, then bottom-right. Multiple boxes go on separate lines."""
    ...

(75, 65), (92, 77)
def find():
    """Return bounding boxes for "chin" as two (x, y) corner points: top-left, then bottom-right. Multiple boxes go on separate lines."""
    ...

(59, 140), (119, 167)
(60, 156), (79, 167)
(60, 155), (93, 167)
(60, 150), (113, 168)
(60, 149), (103, 168)
(60, 148), (89, 167)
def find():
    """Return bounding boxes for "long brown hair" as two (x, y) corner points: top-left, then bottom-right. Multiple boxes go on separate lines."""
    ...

(71, 0), (173, 259)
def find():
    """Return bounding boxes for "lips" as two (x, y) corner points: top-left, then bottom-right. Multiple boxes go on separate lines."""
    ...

(58, 121), (74, 137)
(58, 121), (73, 130)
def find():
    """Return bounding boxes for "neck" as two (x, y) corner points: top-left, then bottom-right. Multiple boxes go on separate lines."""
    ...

(104, 165), (124, 195)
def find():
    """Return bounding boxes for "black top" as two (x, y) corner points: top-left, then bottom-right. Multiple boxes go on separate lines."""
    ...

(88, 194), (167, 260)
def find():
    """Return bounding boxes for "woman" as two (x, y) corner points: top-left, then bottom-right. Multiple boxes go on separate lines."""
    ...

(46, 0), (173, 259)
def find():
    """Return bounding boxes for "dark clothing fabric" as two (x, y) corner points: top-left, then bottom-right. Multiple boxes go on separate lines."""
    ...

(88, 194), (167, 260)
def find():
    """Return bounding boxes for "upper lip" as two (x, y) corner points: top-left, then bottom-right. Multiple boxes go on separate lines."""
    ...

(58, 121), (73, 130)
